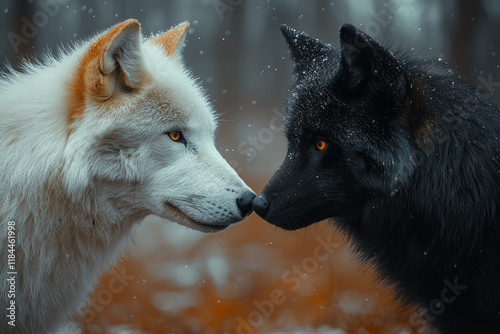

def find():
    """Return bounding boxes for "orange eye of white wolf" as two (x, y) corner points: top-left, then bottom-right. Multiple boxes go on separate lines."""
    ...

(168, 131), (182, 141)
(316, 140), (327, 151)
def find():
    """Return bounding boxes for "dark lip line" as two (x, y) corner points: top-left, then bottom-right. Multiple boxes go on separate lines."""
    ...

(196, 221), (228, 230)
(254, 197), (340, 228)
(165, 202), (230, 230)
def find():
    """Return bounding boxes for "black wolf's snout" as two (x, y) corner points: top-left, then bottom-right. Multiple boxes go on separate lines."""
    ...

(252, 194), (269, 217)
(237, 191), (256, 217)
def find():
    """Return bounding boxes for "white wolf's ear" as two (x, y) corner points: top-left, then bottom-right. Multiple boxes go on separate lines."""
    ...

(68, 19), (147, 122)
(148, 22), (189, 56)
(100, 19), (144, 88)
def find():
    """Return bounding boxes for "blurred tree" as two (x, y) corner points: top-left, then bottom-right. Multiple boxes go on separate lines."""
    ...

(449, 0), (484, 79)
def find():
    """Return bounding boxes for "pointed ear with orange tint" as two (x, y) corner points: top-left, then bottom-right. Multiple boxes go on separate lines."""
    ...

(149, 22), (189, 56)
(99, 19), (144, 88)
(68, 19), (146, 122)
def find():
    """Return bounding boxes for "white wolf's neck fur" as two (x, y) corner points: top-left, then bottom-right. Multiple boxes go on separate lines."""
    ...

(0, 21), (234, 333)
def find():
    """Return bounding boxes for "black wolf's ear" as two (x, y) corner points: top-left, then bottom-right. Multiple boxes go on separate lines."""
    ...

(338, 23), (402, 93)
(281, 25), (331, 76)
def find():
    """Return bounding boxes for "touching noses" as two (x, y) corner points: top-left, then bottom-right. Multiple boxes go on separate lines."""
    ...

(237, 191), (256, 217)
(252, 194), (269, 218)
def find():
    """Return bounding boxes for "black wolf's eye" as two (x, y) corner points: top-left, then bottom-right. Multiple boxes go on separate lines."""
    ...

(167, 131), (186, 144)
(316, 140), (327, 151)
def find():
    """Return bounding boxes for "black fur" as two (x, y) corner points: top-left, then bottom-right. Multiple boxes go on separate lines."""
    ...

(253, 24), (500, 333)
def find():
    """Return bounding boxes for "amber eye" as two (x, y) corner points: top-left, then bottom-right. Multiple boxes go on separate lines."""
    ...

(316, 140), (327, 151)
(168, 131), (182, 141)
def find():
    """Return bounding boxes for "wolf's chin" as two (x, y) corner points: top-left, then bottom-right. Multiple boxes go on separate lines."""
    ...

(164, 202), (229, 233)
(258, 212), (319, 231)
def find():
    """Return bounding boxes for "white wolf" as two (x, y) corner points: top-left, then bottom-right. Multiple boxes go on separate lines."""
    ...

(0, 19), (255, 333)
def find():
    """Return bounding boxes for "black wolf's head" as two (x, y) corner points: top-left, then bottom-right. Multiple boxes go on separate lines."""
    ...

(253, 24), (419, 230)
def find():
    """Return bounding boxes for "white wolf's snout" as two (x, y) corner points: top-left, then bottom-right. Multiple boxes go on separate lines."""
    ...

(154, 148), (255, 233)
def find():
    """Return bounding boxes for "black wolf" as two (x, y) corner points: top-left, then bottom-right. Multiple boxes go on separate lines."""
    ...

(253, 24), (500, 333)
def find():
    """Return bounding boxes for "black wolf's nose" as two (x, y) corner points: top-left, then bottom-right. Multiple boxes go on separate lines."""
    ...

(252, 194), (269, 217)
(237, 191), (256, 217)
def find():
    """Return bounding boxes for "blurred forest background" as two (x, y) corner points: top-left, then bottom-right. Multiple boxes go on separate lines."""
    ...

(1, 0), (499, 333)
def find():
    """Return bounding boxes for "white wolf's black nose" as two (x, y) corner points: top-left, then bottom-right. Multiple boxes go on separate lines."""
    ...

(237, 191), (256, 217)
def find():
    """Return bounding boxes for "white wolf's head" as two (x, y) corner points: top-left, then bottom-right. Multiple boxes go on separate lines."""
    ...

(63, 20), (254, 232)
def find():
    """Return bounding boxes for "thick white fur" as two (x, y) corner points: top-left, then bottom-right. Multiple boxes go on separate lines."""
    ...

(0, 21), (253, 333)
